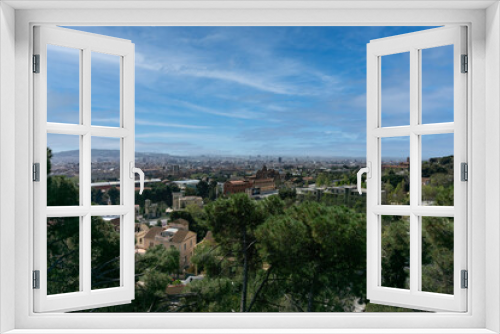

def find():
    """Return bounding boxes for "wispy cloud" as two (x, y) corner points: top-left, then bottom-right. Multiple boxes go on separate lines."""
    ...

(135, 47), (339, 97)
(64, 26), (442, 157)
(136, 132), (224, 141)
(136, 119), (210, 129)
(167, 99), (269, 120)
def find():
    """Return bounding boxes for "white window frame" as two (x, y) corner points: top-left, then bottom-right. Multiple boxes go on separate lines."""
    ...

(366, 26), (467, 312)
(0, 1), (499, 333)
(33, 26), (136, 313)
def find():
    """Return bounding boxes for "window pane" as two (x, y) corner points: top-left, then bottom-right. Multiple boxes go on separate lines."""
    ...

(421, 45), (454, 124)
(47, 133), (80, 206)
(381, 137), (410, 205)
(91, 137), (121, 205)
(381, 52), (410, 127)
(47, 217), (80, 295)
(91, 216), (121, 290)
(421, 134), (454, 206)
(421, 216), (454, 294)
(381, 215), (410, 290)
(47, 44), (80, 124)
(91, 52), (120, 127)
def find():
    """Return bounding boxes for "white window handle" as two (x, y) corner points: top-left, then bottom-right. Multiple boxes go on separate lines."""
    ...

(356, 162), (371, 195)
(129, 162), (145, 195)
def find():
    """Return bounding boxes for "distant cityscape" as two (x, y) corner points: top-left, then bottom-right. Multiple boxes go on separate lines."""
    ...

(50, 149), (414, 183)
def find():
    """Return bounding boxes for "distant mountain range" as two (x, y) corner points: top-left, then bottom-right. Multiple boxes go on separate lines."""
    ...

(51, 149), (368, 164)
(52, 150), (173, 164)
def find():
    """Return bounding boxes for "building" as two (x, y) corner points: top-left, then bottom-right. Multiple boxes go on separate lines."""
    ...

(224, 166), (280, 195)
(224, 180), (252, 194)
(155, 229), (197, 270)
(254, 165), (280, 183)
(141, 220), (197, 270)
(252, 178), (275, 193)
(135, 223), (150, 250)
(172, 193), (203, 210)
(172, 179), (200, 191)
(144, 199), (160, 219)
(168, 218), (189, 231)
(382, 157), (410, 170)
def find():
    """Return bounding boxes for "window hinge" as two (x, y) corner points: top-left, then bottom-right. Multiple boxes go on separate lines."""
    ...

(461, 54), (468, 73)
(461, 270), (468, 289)
(33, 54), (40, 73)
(33, 163), (40, 182)
(461, 162), (468, 181)
(33, 270), (40, 289)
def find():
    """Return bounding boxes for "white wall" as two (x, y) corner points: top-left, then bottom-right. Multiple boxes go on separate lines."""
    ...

(486, 2), (500, 333)
(0, 2), (16, 333)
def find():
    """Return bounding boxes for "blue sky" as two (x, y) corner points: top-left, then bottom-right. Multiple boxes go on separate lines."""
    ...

(47, 26), (455, 159)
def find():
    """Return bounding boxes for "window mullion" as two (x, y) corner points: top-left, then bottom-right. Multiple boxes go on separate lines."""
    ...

(409, 47), (420, 294)
(82, 48), (92, 294)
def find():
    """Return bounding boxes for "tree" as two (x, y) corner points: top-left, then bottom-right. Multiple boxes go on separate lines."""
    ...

(170, 207), (208, 242)
(185, 187), (197, 196)
(278, 187), (297, 201)
(421, 217), (454, 294)
(91, 187), (104, 205)
(256, 202), (366, 312)
(204, 193), (266, 312)
(196, 180), (210, 199)
(47, 175), (79, 206)
(90, 216), (121, 289)
(107, 186), (120, 205)
(381, 215), (410, 289)
(47, 217), (80, 295)
(208, 180), (218, 201)
(91, 245), (181, 312)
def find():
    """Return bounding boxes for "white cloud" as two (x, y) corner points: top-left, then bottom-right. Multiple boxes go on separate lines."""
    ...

(136, 119), (210, 129)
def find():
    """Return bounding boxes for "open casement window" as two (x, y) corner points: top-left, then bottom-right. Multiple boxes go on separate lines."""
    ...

(33, 26), (137, 312)
(365, 26), (467, 312)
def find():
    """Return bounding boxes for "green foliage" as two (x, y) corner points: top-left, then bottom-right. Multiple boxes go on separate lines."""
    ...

(182, 277), (241, 312)
(91, 187), (104, 205)
(47, 146), (456, 313)
(196, 180), (210, 199)
(381, 216), (410, 289)
(135, 183), (178, 208)
(47, 148), (53, 175)
(204, 193), (268, 311)
(257, 202), (366, 312)
(47, 175), (79, 206)
(364, 303), (419, 312)
(47, 217), (80, 295)
(191, 241), (225, 277)
(90, 217), (121, 290)
(421, 217), (454, 294)
(278, 187), (297, 201)
(184, 187), (197, 196)
(107, 187), (120, 205)
(208, 180), (218, 201)
(170, 206), (208, 242)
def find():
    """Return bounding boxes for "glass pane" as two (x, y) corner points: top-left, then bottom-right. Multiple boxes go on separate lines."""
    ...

(91, 52), (120, 127)
(421, 134), (454, 206)
(421, 45), (454, 124)
(47, 217), (80, 295)
(47, 45), (80, 124)
(381, 137), (410, 205)
(421, 216), (454, 294)
(381, 52), (410, 127)
(91, 137), (121, 205)
(381, 215), (410, 290)
(47, 133), (80, 206)
(91, 216), (121, 290)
